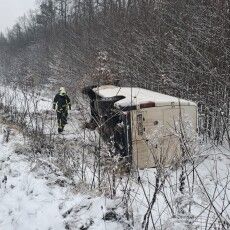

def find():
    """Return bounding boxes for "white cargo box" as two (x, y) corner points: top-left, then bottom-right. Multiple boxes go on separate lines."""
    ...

(90, 85), (197, 168)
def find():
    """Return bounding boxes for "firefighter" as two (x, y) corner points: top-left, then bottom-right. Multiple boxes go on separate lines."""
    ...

(53, 87), (71, 133)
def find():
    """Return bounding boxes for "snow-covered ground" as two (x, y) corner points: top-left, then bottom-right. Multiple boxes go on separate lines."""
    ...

(0, 129), (125, 230)
(0, 85), (230, 230)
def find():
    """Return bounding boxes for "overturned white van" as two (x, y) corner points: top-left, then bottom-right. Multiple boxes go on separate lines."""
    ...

(83, 85), (197, 169)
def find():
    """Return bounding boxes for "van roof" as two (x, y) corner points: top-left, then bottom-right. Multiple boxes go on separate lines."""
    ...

(92, 85), (196, 108)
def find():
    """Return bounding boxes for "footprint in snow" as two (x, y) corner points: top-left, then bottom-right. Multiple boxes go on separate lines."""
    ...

(9, 169), (21, 177)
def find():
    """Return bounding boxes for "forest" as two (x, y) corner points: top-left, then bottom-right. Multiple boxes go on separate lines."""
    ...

(0, 0), (230, 229)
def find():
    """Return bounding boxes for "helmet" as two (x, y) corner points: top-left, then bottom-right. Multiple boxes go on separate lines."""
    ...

(59, 87), (66, 95)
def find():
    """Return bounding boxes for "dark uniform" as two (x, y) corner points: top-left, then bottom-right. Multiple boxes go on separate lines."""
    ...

(53, 88), (71, 133)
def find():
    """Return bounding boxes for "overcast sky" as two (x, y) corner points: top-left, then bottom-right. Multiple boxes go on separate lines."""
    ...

(0, 0), (37, 34)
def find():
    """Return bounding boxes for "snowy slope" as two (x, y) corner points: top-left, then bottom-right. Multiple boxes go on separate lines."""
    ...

(0, 131), (125, 230)
(0, 84), (230, 230)
(0, 133), (65, 229)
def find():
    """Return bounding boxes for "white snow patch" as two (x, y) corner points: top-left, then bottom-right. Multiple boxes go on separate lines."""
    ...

(92, 85), (196, 107)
